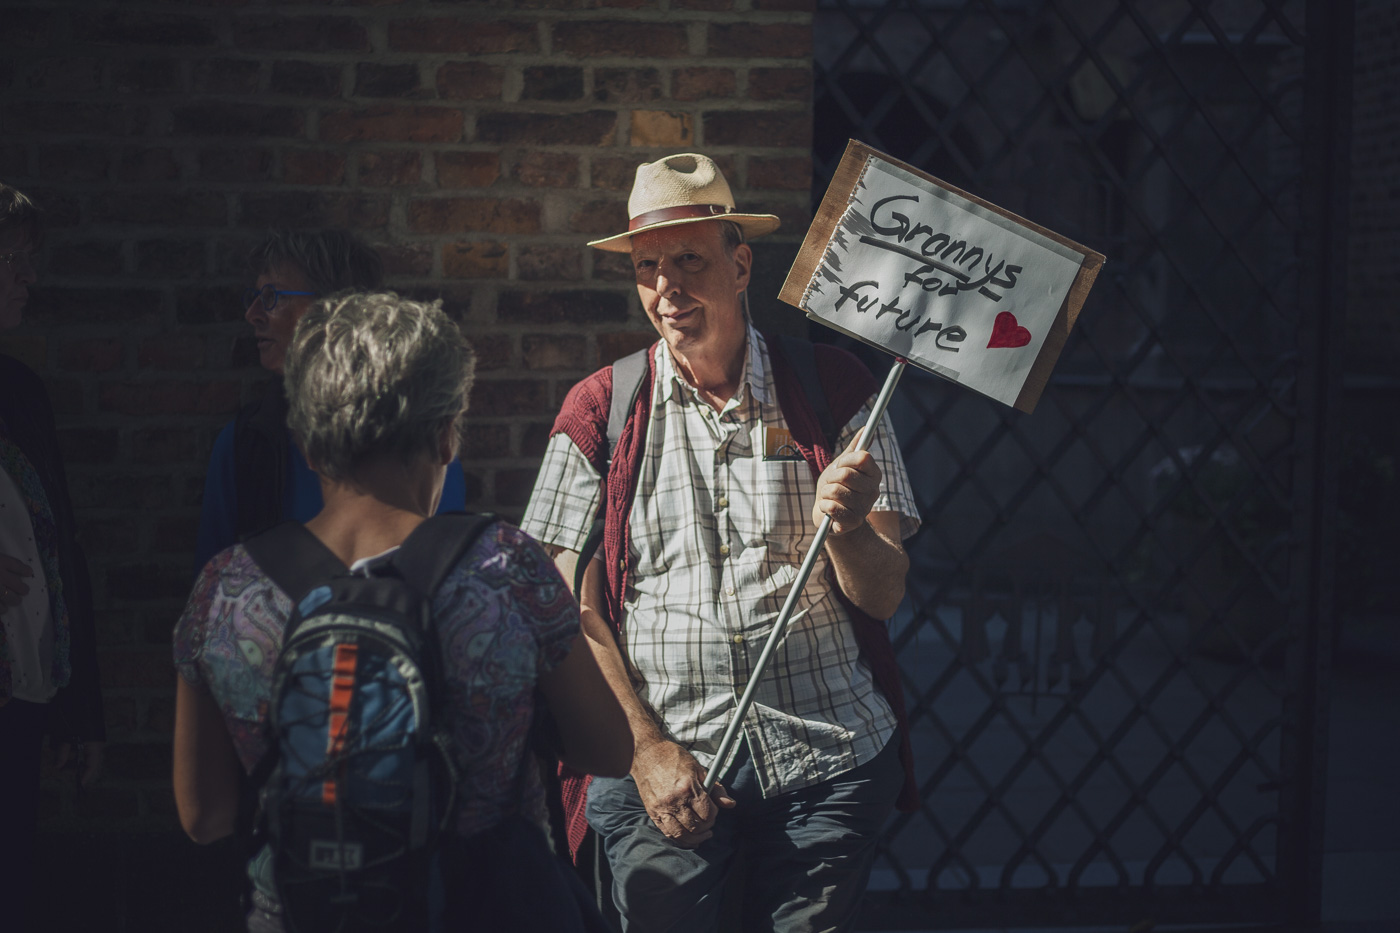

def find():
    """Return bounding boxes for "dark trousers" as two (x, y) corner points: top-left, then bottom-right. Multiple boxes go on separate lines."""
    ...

(586, 735), (903, 933)
(0, 699), (48, 933)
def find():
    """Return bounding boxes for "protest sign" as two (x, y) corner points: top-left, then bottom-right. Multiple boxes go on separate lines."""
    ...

(780, 140), (1105, 412)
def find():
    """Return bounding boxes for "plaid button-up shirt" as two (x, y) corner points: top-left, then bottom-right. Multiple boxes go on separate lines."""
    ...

(522, 328), (920, 797)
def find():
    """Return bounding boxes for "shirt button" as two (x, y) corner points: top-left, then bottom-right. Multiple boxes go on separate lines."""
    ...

(718, 544), (730, 556)
(732, 634), (745, 644)
(725, 586), (735, 596)
(716, 496), (729, 509)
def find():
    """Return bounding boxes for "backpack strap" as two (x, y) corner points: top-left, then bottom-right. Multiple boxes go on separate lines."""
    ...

(774, 334), (837, 453)
(573, 348), (649, 595)
(393, 512), (497, 598)
(242, 520), (349, 606)
(606, 347), (651, 466)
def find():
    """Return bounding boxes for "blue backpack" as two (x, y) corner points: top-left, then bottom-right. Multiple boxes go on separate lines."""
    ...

(242, 512), (495, 933)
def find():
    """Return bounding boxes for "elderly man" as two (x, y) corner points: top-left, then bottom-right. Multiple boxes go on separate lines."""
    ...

(193, 229), (467, 571)
(522, 153), (921, 932)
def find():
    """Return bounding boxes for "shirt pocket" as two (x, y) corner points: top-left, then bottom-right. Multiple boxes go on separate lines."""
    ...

(747, 458), (811, 558)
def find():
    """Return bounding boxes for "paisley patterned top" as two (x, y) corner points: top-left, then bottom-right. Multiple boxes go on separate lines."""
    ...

(173, 520), (579, 838)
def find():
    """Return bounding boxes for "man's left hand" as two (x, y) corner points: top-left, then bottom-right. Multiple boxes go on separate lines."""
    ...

(813, 436), (882, 536)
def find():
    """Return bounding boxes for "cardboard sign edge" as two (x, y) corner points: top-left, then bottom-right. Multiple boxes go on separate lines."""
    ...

(780, 139), (1108, 414)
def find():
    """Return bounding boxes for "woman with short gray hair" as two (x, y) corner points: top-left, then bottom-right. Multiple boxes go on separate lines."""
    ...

(172, 292), (630, 932)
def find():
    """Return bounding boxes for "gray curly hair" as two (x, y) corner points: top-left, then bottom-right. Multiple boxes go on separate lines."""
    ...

(284, 291), (476, 482)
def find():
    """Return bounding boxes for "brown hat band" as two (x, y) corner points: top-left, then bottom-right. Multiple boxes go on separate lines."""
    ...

(628, 204), (735, 231)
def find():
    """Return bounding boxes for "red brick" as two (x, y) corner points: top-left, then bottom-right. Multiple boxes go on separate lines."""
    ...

(754, 0), (814, 10)
(522, 335), (589, 371)
(270, 61), (343, 98)
(58, 428), (120, 464)
(92, 192), (226, 226)
(118, 148), (181, 183)
(443, 241), (508, 278)
(376, 242), (432, 276)
(591, 156), (641, 192)
(596, 331), (658, 366)
(521, 422), (552, 457)
(708, 23), (810, 59)
(399, 285), (473, 321)
(703, 110), (810, 147)
(137, 335), (206, 370)
(240, 192), (389, 229)
(594, 67), (663, 103)
(436, 151), (500, 188)
(592, 250), (637, 282)
(38, 145), (109, 182)
(476, 111), (616, 146)
(569, 199), (629, 236)
(389, 19), (537, 54)
(321, 106), (463, 143)
(99, 381), (241, 416)
(468, 334), (513, 372)
(111, 60), (181, 94)
(673, 67), (734, 101)
(77, 12), (217, 47)
(200, 148), (274, 182)
(5, 101), (148, 137)
(136, 239), (205, 278)
(176, 288), (248, 325)
(355, 63), (424, 98)
(132, 427), (201, 463)
(464, 423), (511, 460)
(469, 380), (552, 417)
(496, 290), (628, 324)
(232, 16), (369, 51)
(515, 152), (577, 187)
(408, 198), (539, 234)
(359, 150), (422, 187)
(0, 144), (25, 178)
(630, 110), (694, 146)
(675, 0), (732, 9)
(518, 246), (583, 282)
(749, 67), (811, 101)
(50, 242), (124, 277)
(749, 155), (812, 191)
(284, 149), (347, 185)
(522, 66), (584, 101)
(24, 58), (103, 93)
(495, 468), (540, 507)
(172, 102), (303, 138)
(555, 22), (688, 58)
(436, 62), (505, 101)
(60, 338), (124, 373)
(193, 58), (261, 95)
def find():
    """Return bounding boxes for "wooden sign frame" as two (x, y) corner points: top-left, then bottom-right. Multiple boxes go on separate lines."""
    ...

(780, 140), (1105, 413)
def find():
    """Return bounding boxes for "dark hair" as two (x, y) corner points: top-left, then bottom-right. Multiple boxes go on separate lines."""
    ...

(248, 229), (384, 295)
(0, 182), (43, 245)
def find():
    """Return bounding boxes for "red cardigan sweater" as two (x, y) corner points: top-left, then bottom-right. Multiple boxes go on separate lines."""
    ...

(551, 338), (917, 859)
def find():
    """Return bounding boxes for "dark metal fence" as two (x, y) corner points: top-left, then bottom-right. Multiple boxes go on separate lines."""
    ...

(810, 0), (1348, 926)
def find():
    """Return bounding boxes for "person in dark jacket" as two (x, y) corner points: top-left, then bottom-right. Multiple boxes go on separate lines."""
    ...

(0, 182), (104, 933)
(193, 230), (468, 570)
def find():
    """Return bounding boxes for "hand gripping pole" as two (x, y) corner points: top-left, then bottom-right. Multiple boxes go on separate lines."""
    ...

(703, 358), (908, 791)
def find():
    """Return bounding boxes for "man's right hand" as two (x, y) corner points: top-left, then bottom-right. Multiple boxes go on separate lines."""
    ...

(631, 739), (736, 848)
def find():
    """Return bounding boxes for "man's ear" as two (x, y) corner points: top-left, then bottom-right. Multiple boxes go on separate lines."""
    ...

(732, 243), (753, 292)
(436, 417), (459, 466)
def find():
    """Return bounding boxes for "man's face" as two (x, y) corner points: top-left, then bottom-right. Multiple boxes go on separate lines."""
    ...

(0, 230), (37, 333)
(631, 221), (752, 359)
(245, 262), (317, 374)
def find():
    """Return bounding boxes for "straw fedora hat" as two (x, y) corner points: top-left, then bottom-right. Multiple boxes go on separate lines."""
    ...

(587, 153), (781, 252)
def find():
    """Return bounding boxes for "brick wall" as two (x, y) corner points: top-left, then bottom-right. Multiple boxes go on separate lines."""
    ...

(0, 0), (814, 830)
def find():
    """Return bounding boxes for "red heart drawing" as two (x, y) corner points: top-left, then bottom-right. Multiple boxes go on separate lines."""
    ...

(986, 311), (1032, 348)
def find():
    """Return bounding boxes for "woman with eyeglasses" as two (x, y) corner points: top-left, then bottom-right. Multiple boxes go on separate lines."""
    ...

(193, 230), (468, 571)
(0, 182), (104, 932)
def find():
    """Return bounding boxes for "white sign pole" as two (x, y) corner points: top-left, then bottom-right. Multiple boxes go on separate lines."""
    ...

(703, 357), (909, 792)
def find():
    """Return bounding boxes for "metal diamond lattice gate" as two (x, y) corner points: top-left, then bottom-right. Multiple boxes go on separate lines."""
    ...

(810, 0), (1347, 927)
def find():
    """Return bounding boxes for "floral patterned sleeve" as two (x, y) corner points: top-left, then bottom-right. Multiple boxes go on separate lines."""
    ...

(498, 523), (581, 674)
(172, 550), (231, 686)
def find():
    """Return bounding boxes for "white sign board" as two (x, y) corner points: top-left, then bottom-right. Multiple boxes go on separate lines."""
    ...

(781, 142), (1104, 413)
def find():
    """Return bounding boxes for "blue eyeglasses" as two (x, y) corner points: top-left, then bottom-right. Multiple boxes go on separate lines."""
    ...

(243, 284), (319, 311)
